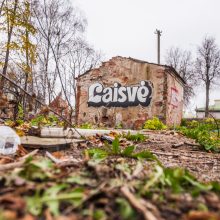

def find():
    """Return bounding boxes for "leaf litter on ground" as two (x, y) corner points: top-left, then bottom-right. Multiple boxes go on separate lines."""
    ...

(0, 131), (220, 219)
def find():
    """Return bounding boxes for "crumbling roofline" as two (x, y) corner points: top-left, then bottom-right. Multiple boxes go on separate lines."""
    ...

(76, 56), (186, 85)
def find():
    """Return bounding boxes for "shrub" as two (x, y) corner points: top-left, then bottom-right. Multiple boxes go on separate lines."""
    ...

(143, 117), (167, 130)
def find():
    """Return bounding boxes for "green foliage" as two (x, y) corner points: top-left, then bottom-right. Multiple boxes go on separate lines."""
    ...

(116, 198), (137, 220)
(122, 132), (147, 142)
(186, 120), (200, 128)
(26, 185), (84, 216)
(179, 124), (220, 152)
(112, 137), (120, 154)
(122, 146), (136, 157)
(80, 122), (93, 129)
(115, 123), (123, 129)
(143, 165), (217, 194)
(180, 118), (187, 127)
(181, 118), (218, 130)
(143, 117), (167, 130)
(67, 175), (96, 186)
(31, 114), (61, 127)
(132, 150), (161, 165)
(18, 157), (53, 181)
(86, 138), (160, 164)
(85, 148), (108, 162)
(1, 0), (37, 87)
(16, 103), (25, 124)
(93, 209), (107, 220)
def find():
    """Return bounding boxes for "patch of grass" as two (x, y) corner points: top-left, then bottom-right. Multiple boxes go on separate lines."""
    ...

(122, 132), (147, 142)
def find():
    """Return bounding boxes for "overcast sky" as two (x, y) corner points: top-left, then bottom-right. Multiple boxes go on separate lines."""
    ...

(74, 0), (220, 113)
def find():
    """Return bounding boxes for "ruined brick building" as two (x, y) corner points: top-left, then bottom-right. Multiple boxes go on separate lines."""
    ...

(76, 56), (185, 129)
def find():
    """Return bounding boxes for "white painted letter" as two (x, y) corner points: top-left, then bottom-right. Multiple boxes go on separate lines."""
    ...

(137, 81), (149, 103)
(88, 83), (103, 103)
(102, 87), (113, 103)
(127, 86), (138, 102)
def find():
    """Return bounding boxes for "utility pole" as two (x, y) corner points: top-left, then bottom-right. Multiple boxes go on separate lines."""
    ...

(155, 29), (162, 65)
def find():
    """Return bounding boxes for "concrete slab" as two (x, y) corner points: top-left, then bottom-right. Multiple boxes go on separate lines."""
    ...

(21, 136), (84, 151)
(35, 127), (137, 138)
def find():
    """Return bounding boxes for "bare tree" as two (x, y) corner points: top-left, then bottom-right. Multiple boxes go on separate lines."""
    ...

(165, 47), (196, 105)
(33, 0), (103, 121)
(33, 0), (86, 103)
(0, 0), (102, 121)
(195, 37), (220, 117)
(67, 38), (102, 102)
(0, 0), (5, 16)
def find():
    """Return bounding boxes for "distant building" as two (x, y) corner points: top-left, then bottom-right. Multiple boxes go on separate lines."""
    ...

(49, 93), (69, 118)
(183, 111), (196, 119)
(196, 100), (220, 119)
(76, 56), (185, 129)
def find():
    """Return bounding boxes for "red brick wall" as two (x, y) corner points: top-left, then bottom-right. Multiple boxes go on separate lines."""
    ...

(76, 56), (184, 129)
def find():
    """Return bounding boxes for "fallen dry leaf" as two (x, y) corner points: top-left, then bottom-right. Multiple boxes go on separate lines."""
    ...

(16, 145), (28, 157)
(52, 151), (64, 159)
(185, 211), (220, 220)
(0, 194), (26, 210)
(0, 210), (17, 220)
(0, 156), (14, 164)
(20, 214), (36, 220)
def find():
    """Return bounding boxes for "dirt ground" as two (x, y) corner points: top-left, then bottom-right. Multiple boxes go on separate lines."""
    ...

(138, 130), (220, 182)
(65, 130), (220, 183)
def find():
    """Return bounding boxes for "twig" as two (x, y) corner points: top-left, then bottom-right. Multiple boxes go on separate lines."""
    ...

(45, 151), (60, 164)
(131, 162), (143, 178)
(0, 161), (24, 172)
(172, 142), (184, 148)
(172, 142), (200, 148)
(0, 149), (39, 172)
(184, 141), (201, 147)
(20, 149), (39, 161)
(56, 159), (83, 168)
(152, 151), (180, 157)
(121, 186), (158, 220)
(45, 151), (83, 168)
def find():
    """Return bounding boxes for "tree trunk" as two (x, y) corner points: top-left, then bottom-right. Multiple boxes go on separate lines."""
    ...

(0, 0), (5, 17)
(0, 0), (19, 91)
(205, 81), (210, 117)
(23, 28), (30, 116)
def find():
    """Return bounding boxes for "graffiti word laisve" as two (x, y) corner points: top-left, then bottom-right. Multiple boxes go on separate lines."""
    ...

(88, 81), (153, 107)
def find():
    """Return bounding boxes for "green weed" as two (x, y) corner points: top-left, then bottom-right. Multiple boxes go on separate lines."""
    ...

(143, 165), (220, 195)
(179, 124), (220, 152)
(122, 132), (147, 142)
(86, 137), (160, 164)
